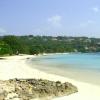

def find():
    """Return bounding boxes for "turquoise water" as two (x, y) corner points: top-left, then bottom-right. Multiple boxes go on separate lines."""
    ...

(29, 53), (100, 85)
(31, 53), (100, 70)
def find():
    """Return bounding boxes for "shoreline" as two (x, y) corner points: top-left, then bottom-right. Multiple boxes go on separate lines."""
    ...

(29, 62), (100, 86)
(28, 53), (100, 86)
(0, 55), (100, 100)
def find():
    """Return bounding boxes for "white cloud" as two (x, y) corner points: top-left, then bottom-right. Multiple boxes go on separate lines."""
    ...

(0, 28), (6, 33)
(0, 28), (7, 35)
(32, 15), (63, 35)
(80, 20), (95, 27)
(87, 20), (95, 24)
(92, 7), (99, 12)
(47, 15), (62, 27)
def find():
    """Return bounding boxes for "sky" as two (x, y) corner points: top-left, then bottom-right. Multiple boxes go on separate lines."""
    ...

(0, 0), (100, 37)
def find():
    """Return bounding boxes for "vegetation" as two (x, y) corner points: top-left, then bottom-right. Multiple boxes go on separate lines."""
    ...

(0, 35), (100, 55)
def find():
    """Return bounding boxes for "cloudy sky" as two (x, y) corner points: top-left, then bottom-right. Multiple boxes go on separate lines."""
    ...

(0, 0), (100, 37)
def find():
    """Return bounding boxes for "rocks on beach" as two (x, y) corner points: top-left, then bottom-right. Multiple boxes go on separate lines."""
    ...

(0, 78), (78, 100)
(0, 58), (6, 60)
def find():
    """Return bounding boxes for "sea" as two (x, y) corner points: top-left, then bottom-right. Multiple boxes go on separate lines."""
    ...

(28, 53), (100, 85)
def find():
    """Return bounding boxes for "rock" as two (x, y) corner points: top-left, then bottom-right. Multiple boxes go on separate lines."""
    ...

(0, 91), (7, 100)
(0, 78), (78, 100)
(0, 93), (5, 100)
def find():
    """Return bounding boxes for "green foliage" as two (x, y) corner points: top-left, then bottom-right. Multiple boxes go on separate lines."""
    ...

(0, 41), (13, 55)
(0, 35), (100, 55)
(2, 35), (30, 54)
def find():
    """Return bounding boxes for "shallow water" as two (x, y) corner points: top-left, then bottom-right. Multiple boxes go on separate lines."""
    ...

(28, 53), (100, 85)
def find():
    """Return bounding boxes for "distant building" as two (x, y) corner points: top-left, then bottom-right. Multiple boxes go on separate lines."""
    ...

(52, 37), (57, 41)
(84, 39), (91, 43)
(74, 49), (78, 52)
(84, 47), (89, 50)
(97, 42), (100, 45)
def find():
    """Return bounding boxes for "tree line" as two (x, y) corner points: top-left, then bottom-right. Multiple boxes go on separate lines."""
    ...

(0, 35), (100, 55)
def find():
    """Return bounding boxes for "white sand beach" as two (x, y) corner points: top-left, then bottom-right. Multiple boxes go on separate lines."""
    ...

(0, 55), (100, 100)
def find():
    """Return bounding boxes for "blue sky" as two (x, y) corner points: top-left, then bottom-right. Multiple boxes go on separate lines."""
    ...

(0, 0), (100, 37)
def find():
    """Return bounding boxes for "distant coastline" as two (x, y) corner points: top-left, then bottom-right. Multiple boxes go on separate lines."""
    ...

(1, 36), (100, 56)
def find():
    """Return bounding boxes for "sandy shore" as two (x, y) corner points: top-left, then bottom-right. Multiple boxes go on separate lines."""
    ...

(0, 55), (100, 100)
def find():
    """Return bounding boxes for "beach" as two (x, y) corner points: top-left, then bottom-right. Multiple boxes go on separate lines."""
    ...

(0, 55), (100, 100)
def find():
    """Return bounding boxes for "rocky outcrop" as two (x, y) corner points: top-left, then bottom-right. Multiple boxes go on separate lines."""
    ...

(0, 78), (78, 100)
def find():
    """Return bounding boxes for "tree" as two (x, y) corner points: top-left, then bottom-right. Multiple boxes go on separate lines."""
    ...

(0, 41), (12, 55)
